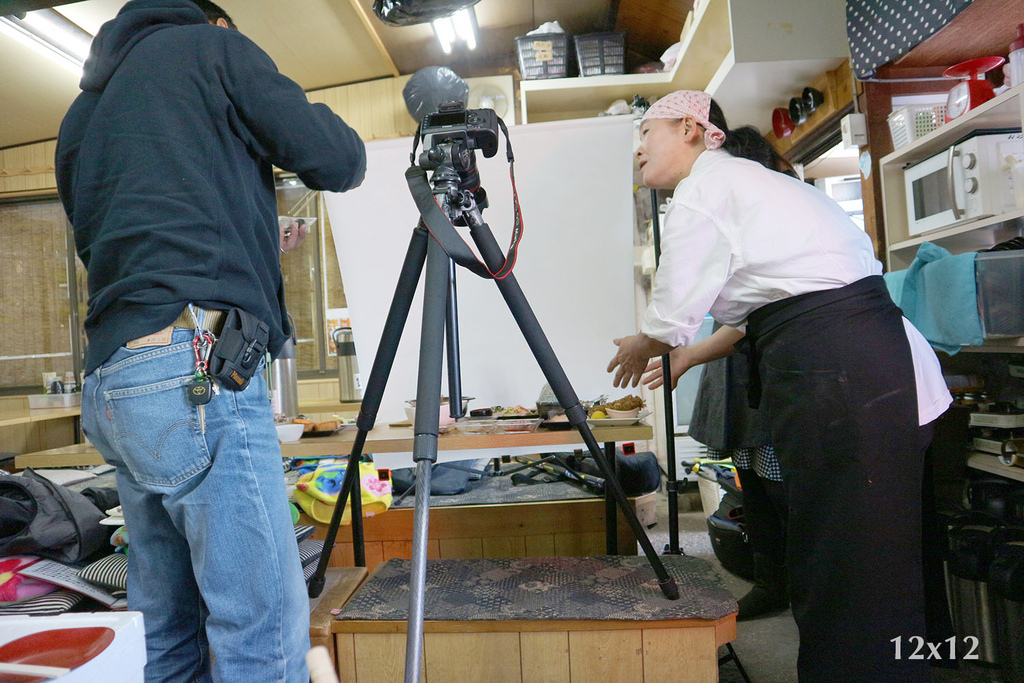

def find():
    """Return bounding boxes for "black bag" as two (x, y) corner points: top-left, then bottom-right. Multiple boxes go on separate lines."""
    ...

(208, 308), (269, 391)
(564, 450), (661, 496)
(0, 469), (107, 562)
(391, 463), (472, 495)
(373, 0), (481, 26)
(707, 491), (755, 581)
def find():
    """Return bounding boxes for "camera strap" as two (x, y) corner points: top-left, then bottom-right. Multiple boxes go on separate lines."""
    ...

(406, 118), (524, 281)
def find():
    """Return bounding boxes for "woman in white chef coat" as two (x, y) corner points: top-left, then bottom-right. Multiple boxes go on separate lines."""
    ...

(607, 90), (951, 683)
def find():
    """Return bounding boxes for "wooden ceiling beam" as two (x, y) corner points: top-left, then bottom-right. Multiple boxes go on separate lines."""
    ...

(344, 0), (399, 78)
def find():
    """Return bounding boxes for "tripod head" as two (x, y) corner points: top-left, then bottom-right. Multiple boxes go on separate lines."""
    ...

(416, 100), (500, 218)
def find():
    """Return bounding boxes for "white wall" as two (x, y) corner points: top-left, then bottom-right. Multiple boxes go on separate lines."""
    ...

(324, 115), (636, 424)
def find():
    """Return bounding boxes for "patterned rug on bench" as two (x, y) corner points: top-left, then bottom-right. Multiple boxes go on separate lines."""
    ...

(336, 555), (736, 622)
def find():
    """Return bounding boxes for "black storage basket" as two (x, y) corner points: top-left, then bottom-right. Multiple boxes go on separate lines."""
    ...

(515, 33), (572, 80)
(574, 31), (626, 76)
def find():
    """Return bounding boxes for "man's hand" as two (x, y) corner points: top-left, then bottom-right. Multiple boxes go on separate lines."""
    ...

(280, 219), (309, 252)
(606, 333), (673, 389)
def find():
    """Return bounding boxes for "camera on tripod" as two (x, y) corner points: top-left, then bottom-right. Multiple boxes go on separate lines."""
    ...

(419, 100), (499, 159)
(418, 101), (501, 213)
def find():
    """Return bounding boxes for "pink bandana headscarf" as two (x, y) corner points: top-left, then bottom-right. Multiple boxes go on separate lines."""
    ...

(640, 90), (726, 150)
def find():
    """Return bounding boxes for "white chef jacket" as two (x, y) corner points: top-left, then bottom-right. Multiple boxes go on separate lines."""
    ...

(641, 149), (951, 425)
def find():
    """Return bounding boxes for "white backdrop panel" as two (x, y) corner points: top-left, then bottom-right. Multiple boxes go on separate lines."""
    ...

(324, 115), (635, 424)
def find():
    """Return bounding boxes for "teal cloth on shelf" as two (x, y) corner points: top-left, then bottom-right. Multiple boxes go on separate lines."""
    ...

(883, 242), (983, 355)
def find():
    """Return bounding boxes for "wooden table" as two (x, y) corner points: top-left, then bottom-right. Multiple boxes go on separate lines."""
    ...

(16, 423), (653, 468)
(0, 402), (82, 456)
(0, 405), (81, 428)
(16, 423), (655, 564)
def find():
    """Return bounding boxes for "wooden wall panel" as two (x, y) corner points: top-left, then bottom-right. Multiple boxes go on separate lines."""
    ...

(351, 633), (423, 683)
(520, 631), (570, 683)
(642, 627), (717, 682)
(568, 630), (644, 683)
(424, 632), (522, 683)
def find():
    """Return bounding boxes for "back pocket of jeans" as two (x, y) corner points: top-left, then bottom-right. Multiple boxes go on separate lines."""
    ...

(104, 377), (210, 486)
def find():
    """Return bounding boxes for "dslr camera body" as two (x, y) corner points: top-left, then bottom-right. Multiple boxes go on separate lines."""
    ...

(419, 100), (499, 159)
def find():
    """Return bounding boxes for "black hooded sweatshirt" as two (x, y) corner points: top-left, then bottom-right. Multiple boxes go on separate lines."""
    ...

(56, 0), (366, 374)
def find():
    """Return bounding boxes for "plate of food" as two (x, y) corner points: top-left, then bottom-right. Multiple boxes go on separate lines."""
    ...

(585, 395), (648, 426)
(586, 410), (652, 427)
(291, 418), (348, 437)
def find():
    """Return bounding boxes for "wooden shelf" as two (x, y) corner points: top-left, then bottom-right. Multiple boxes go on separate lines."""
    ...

(887, 210), (1024, 266)
(519, 0), (848, 127)
(881, 84), (1024, 270)
(519, 0), (731, 124)
(881, 85), (1024, 169)
(967, 452), (1024, 482)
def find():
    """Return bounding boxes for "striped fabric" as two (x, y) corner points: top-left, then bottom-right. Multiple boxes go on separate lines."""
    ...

(78, 552), (128, 592)
(0, 588), (83, 616)
(75, 526), (320, 595)
(298, 539), (324, 567)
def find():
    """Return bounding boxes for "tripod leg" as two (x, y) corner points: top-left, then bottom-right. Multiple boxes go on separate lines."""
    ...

(405, 235), (452, 683)
(469, 222), (679, 600)
(307, 227), (430, 598)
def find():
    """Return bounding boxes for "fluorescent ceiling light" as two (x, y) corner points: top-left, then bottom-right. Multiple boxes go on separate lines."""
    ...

(432, 7), (477, 54)
(0, 8), (92, 74)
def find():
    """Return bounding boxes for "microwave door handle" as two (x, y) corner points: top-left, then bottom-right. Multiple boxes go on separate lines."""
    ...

(946, 146), (965, 218)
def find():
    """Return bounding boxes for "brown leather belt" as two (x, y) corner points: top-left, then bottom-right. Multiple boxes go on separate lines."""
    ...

(171, 307), (226, 333)
(126, 307), (226, 349)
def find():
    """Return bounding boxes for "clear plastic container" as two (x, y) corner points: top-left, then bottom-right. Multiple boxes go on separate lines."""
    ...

(975, 251), (1024, 338)
(28, 393), (82, 409)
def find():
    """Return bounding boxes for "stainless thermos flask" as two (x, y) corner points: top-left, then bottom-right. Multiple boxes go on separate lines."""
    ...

(333, 327), (360, 402)
(269, 320), (299, 420)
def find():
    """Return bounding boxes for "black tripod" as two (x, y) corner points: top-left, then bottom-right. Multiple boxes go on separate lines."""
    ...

(306, 113), (678, 683)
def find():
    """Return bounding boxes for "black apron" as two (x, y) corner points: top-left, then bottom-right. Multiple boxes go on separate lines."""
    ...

(745, 275), (933, 683)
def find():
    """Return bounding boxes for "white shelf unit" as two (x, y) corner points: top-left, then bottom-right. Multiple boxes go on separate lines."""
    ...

(518, 0), (848, 127)
(881, 84), (1024, 271)
(880, 84), (1024, 353)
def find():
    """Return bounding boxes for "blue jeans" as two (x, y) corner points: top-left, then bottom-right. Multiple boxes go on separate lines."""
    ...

(82, 328), (309, 683)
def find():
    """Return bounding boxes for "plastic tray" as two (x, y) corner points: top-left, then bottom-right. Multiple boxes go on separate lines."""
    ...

(28, 393), (82, 409)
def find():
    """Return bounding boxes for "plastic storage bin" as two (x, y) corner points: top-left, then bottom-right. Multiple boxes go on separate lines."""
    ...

(887, 104), (946, 149)
(574, 32), (626, 76)
(515, 33), (571, 80)
(975, 250), (1024, 338)
(28, 393), (82, 409)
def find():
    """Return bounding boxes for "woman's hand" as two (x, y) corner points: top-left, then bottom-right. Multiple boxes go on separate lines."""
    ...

(642, 346), (695, 390)
(606, 334), (673, 388)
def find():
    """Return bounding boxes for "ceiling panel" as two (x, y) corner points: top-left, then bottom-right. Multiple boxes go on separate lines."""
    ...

(0, 0), (666, 148)
(0, 39), (81, 146)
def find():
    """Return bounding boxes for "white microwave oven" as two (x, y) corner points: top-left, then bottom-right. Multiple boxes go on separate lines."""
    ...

(904, 130), (1023, 236)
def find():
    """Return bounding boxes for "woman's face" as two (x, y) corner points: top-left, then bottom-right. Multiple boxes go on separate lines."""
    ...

(635, 117), (703, 190)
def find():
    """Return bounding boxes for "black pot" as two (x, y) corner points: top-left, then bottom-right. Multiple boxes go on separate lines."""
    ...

(788, 96), (807, 125)
(802, 87), (824, 113)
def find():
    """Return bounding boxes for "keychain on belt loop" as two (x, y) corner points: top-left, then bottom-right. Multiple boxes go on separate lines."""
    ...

(187, 328), (216, 433)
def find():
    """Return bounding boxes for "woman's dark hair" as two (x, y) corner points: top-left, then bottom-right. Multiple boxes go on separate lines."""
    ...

(708, 98), (795, 177)
(191, 0), (236, 29)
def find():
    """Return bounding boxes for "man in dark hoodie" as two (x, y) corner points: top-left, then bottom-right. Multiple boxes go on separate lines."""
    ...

(55, 1), (365, 681)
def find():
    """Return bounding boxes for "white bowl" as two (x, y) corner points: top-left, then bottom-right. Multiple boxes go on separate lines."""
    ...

(605, 407), (639, 419)
(275, 423), (305, 443)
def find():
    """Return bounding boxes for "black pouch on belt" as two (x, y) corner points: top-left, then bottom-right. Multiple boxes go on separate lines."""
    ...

(208, 308), (269, 391)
